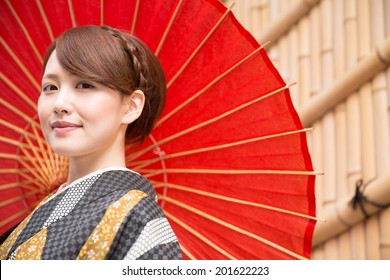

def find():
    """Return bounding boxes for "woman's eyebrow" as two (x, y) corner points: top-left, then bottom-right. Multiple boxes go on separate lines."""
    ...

(42, 73), (59, 80)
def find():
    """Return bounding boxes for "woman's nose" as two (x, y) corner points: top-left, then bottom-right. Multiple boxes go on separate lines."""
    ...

(53, 90), (73, 115)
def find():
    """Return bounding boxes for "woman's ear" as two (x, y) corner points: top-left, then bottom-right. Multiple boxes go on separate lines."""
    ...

(122, 90), (145, 125)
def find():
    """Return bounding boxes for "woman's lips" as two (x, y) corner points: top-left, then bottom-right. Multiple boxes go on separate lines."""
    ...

(51, 121), (82, 135)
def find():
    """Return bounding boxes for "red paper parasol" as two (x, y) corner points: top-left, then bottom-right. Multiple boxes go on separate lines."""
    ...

(0, 0), (318, 259)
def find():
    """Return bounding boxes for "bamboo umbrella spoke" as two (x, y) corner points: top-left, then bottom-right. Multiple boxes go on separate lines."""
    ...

(18, 146), (50, 186)
(141, 168), (320, 177)
(0, 38), (40, 91)
(129, 128), (312, 169)
(0, 120), (40, 142)
(0, 73), (37, 111)
(0, 137), (30, 151)
(179, 245), (196, 260)
(160, 196), (308, 260)
(0, 97), (40, 127)
(157, 45), (266, 128)
(23, 133), (52, 182)
(165, 2), (235, 89)
(152, 181), (319, 221)
(164, 210), (237, 260)
(130, 0), (140, 35)
(0, 209), (29, 228)
(36, 0), (55, 42)
(0, 181), (43, 193)
(67, 0), (77, 28)
(127, 83), (291, 162)
(4, 0), (43, 63)
(154, 0), (184, 57)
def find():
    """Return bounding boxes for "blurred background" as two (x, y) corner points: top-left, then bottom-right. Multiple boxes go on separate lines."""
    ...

(224, 0), (390, 260)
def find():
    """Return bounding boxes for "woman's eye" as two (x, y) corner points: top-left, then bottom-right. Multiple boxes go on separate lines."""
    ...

(76, 82), (94, 89)
(42, 84), (58, 92)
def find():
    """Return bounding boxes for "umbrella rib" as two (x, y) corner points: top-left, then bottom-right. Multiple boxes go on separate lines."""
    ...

(8, 169), (48, 193)
(36, 0), (55, 42)
(0, 188), (45, 208)
(1, 97), (40, 126)
(142, 168), (320, 178)
(30, 123), (57, 180)
(17, 148), (50, 188)
(0, 74), (38, 111)
(0, 209), (29, 228)
(154, 181), (319, 221)
(67, 0), (77, 27)
(0, 38), (41, 91)
(166, 2), (235, 89)
(0, 169), (46, 191)
(23, 134), (51, 184)
(0, 196), (29, 208)
(164, 210), (237, 260)
(0, 181), (40, 192)
(130, 0), (140, 35)
(154, 0), (184, 56)
(160, 196), (308, 260)
(5, 0), (43, 63)
(127, 83), (290, 162)
(0, 119), (44, 143)
(0, 153), (29, 161)
(0, 136), (28, 148)
(179, 246), (196, 260)
(157, 43), (265, 129)
(100, 0), (104, 26)
(0, 168), (21, 174)
(129, 128), (311, 169)
(0, 137), (31, 151)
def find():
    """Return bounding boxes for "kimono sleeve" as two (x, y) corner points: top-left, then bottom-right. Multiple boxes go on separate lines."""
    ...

(106, 195), (182, 260)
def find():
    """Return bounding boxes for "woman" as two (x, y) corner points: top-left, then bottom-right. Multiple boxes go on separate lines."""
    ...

(0, 26), (182, 260)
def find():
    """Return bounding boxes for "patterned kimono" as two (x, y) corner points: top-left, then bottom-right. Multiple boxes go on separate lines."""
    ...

(0, 168), (182, 260)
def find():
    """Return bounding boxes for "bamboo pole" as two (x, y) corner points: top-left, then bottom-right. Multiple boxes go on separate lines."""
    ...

(312, 122), (324, 212)
(299, 37), (390, 127)
(335, 103), (351, 259)
(371, 0), (390, 259)
(309, 5), (321, 97)
(331, 0), (349, 260)
(334, 105), (348, 199)
(322, 114), (336, 204)
(288, 25), (299, 106)
(373, 73), (390, 259)
(253, 0), (268, 37)
(320, 0), (339, 259)
(312, 174), (390, 247)
(366, 215), (381, 259)
(380, 208), (390, 259)
(372, 73), (390, 175)
(333, 0), (345, 80)
(358, 0), (380, 259)
(257, 0), (321, 45)
(298, 16), (311, 106)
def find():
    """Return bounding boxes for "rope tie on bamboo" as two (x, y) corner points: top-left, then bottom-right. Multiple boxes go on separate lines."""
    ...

(350, 179), (390, 218)
(149, 134), (168, 208)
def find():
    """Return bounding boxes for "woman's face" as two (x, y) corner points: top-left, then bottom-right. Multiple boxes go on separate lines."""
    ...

(38, 50), (130, 158)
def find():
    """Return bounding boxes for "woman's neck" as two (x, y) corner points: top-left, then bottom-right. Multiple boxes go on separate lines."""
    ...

(66, 143), (127, 185)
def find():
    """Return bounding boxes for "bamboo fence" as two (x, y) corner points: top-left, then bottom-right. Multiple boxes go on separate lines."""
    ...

(226, 0), (390, 260)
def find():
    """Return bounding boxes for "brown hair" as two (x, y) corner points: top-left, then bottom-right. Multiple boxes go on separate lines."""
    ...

(42, 25), (166, 144)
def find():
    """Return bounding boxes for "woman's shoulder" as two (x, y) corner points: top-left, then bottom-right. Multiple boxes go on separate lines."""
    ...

(97, 167), (155, 195)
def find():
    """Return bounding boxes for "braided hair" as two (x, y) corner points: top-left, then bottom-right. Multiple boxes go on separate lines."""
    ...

(42, 25), (166, 144)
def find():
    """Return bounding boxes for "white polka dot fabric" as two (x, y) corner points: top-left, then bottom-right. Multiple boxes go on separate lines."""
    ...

(123, 217), (178, 260)
(43, 175), (101, 228)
